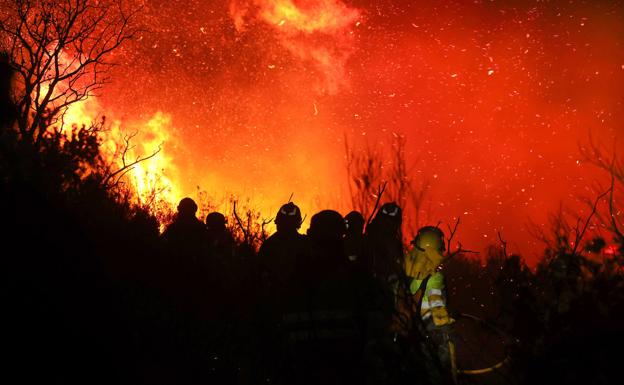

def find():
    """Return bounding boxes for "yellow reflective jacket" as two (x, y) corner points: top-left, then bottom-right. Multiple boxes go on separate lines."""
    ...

(405, 246), (453, 327)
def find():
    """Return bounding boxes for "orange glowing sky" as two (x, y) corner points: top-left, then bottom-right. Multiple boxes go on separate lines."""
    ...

(92, 0), (623, 261)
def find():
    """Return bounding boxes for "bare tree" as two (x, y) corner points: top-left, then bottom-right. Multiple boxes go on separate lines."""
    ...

(527, 204), (580, 255)
(580, 138), (624, 242)
(0, 0), (139, 146)
(344, 133), (430, 237)
(444, 216), (478, 259)
(385, 134), (430, 236)
(101, 129), (162, 189)
(344, 134), (384, 221)
(230, 197), (271, 250)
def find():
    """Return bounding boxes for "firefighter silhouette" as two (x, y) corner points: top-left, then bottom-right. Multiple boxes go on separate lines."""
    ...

(279, 210), (372, 385)
(160, 198), (209, 310)
(161, 197), (207, 257)
(363, 202), (404, 283)
(344, 210), (365, 263)
(205, 211), (236, 260)
(258, 202), (308, 288)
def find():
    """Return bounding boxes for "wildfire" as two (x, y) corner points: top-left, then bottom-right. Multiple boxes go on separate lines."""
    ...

(256, 0), (360, 33)
(229, 0), (362, 94)
(41, 1), (364, 225)
(60, 95), (182, 211)
(11, 0), (620, 260)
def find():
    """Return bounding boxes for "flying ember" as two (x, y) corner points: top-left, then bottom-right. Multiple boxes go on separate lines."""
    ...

(55, 0), (624, 259)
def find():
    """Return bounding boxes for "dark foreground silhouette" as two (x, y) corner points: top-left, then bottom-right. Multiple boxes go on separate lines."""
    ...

(2, 58), (624, 385)
(3, 188), (623, 385)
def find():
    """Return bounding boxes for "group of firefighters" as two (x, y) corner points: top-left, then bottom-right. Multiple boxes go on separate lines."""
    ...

(161, 197), (458, 385)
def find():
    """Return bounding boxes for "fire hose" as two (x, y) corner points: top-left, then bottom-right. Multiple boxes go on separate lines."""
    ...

(447, 313), (511, 381)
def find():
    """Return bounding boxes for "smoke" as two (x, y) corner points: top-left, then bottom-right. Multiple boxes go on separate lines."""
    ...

(228, 0), (362, 94)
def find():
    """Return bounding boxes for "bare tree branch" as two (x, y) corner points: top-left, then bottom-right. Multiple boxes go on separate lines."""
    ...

(102, 130), (162, 189)
(497, 230), (508, 258)
(571, 188), (610, 256)
(446, 217), (461, 255)
(444, 216), (478, 260)
(608, 170), (623, 240)
(232, 200), (249, 244)
(365, 181), (387, 228)
(0, 0), (139, 146)
(344, 133), (430, 239)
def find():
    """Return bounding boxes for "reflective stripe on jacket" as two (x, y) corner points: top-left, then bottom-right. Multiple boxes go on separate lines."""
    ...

(409, 271), (446, 319)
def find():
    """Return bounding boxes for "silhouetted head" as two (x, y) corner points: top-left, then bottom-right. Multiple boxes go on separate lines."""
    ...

(411, 226), (445, 254)
(379, 202), (402, 221)
(344, 210), (365, 235)
(205, 212), (226, 232)
(177, 197), (198, 219)
(308, 210), (346, 244)
(275, 202), (302, 233)
(370, 202), (402, 234)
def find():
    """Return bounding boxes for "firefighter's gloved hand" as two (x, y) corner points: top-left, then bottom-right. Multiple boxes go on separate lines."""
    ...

(406, 253), (436, 279)
(431, 306), (455, 327)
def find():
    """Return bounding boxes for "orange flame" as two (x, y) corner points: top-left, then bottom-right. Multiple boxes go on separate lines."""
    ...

(28, 50), (182, 214)
(229, 0), (362, 94)
(257, 0), (360, 33)
(61, 96), (182, 212)
(29, 3), (363, 230)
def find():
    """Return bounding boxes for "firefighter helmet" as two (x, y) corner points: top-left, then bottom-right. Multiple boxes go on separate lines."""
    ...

(308, 210), (346, 242)
(412, 226), (446, 253)
(205, 212), (226, 232)
(379, 202), (402, 220)
(177, 197), (198, 217)
(275, 202), (302, 230)
(344, 210), (365, 234)
(406, 226), (446, 279)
